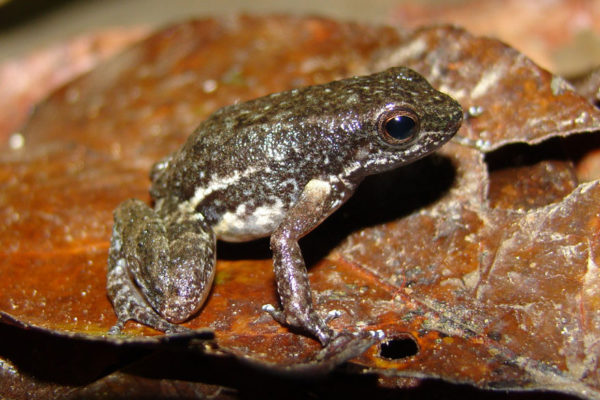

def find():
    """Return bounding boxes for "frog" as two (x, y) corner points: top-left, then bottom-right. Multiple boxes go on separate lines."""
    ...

(107, 66), (463, 346)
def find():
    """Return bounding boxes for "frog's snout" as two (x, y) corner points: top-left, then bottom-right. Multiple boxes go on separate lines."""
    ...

(448, 112), (463, 133)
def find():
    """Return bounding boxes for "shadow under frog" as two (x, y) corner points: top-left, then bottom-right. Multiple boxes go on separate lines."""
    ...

(106, 66), (463, 351)
(220, 154), (457, 264)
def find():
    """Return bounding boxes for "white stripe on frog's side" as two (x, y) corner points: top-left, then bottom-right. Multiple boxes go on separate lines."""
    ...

(213, 198), (285, 242)
(179, 166), (260, 214)
(212, 179), (336, 242)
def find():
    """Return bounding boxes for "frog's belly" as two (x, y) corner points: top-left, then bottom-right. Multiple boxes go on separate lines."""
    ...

(211, 199), (285, 242)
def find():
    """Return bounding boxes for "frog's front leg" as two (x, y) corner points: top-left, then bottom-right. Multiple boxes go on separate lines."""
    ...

(267, 179), (351, 345)
(107, 199), (216, 333)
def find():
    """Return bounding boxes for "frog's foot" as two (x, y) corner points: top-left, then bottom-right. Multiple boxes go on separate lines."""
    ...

(262, 304), (335, 345)
(109, 318), (190, 336)
(107, 258), (191, 335)
(108, 313), (191, 336)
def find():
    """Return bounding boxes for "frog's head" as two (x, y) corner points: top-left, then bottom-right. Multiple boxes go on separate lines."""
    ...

(346, 67), (463, 175)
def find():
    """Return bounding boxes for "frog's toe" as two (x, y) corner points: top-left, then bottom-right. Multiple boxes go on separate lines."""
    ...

(312, 319), (335, 346)
(325, 309), (342, 323)
(108, 321), (125, 335)
(108, 314), (190, 335)
(262, 304), (286, 324)
(263, 304), (334, 345)
(164, 323), (193, 335)
(320, 330), (380, 359)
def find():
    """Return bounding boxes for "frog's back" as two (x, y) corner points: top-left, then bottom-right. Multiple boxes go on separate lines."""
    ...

(153, 77), (367, 203)
(151, 67), (462, 231)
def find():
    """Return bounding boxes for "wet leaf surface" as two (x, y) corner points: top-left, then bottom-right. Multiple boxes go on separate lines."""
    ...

(1, 14), (600, 400)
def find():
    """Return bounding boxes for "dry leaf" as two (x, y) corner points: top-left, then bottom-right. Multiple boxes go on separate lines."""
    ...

(1, 15), (600, 399)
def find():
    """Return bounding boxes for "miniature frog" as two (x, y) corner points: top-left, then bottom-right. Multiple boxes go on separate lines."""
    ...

(107, 67), (463, 345)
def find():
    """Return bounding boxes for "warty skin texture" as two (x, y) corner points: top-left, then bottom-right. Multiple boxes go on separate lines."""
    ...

(107, 66), (463, 345)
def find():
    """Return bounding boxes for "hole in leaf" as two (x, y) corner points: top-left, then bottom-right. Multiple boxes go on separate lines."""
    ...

(487, 331), (502, 341)
(379, 336), (419, 360)
(485, 132), (600, 210)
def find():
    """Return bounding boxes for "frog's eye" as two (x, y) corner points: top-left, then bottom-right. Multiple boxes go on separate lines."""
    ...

(378, 109), (420, 145)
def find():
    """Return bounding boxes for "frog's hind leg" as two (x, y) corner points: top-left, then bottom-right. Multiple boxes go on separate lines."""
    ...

(106, 257), (187, 334)
(107, 199), (216, 334)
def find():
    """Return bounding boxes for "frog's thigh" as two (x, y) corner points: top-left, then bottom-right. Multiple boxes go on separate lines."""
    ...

(269, 179), (338, 344)
(109, 199), (216, 325)
(108, 200), (184, 333)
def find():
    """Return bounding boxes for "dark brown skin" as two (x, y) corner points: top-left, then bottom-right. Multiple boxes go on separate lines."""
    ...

(107, 67), (463, 345)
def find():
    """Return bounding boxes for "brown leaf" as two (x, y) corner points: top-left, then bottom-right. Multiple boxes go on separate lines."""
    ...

(0, 27), (149, 144)
(386, 0), (600, 76)
(1, 15), (600, 399)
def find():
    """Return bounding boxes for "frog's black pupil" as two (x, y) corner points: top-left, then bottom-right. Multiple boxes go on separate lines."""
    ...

(385, 115), (416, 141)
